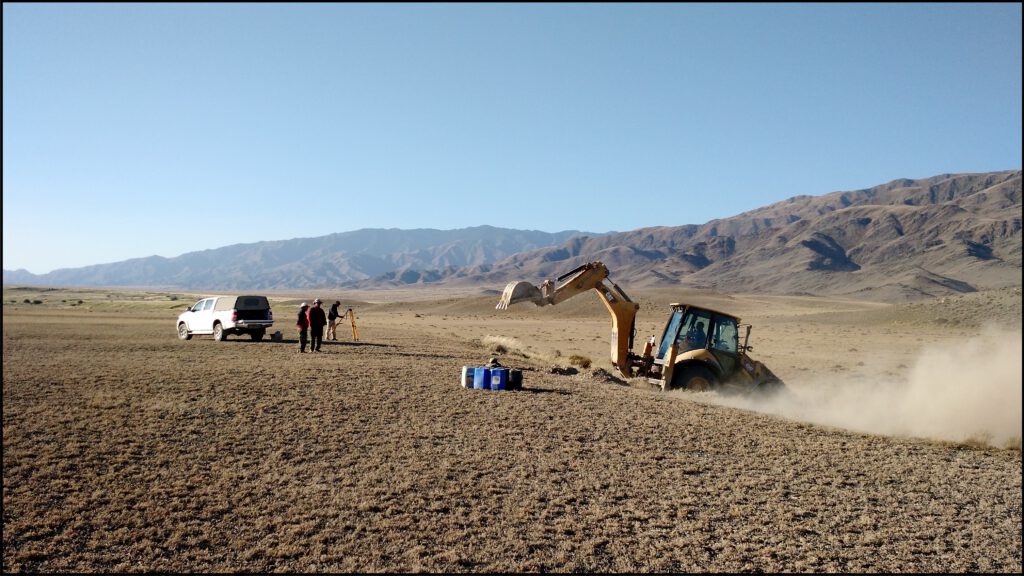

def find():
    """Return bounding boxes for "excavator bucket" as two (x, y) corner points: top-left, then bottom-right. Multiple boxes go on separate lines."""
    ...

(496, 281), (545, 309)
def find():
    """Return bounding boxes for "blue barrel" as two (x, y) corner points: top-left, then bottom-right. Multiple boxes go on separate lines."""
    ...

(461, 366), (474, 389)
(490, 367), (508, 391)
(473, 367), (491, 390)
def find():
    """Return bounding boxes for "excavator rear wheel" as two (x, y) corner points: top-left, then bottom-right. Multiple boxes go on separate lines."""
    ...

(671, 365), (717, 392)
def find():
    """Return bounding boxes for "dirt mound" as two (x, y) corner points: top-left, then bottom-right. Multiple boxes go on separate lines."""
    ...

(589, 368), (627, 386)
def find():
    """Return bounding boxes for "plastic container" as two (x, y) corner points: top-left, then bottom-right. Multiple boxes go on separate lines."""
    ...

(509, 369), (523, 390)
(490, 367), (508, 391)
(461, 366), (474, 388)
(473, 367), (491, 390)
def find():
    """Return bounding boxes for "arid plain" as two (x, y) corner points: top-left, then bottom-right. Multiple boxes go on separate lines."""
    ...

(3, 284), (1021, 572)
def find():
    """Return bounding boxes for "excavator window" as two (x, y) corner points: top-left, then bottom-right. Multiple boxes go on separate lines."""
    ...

(710, 316), (739, 353)
(677, 310), (713, 352)
(656, 307), (732, 358)
(656, 309), (685, 360)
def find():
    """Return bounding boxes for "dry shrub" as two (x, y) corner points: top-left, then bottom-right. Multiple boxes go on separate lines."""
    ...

(568, 354), (592, 369)
(481, 335), (523, 356)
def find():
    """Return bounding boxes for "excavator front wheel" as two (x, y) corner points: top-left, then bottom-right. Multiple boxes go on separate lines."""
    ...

(671, 365), (717, 391)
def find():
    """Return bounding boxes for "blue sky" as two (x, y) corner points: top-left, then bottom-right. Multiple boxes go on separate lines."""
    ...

(3, 3), (1021, 274)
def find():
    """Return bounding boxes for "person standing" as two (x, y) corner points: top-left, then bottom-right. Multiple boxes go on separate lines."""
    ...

(296, 303), (310, 353)
(328, 300), (344, 341)
(308, 298), (328, 352)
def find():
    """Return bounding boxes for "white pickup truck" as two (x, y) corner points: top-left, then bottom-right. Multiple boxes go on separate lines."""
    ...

(176, 295), (274, 342)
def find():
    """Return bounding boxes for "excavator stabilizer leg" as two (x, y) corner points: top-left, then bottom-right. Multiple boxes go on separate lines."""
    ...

(496, 281), (546, 309)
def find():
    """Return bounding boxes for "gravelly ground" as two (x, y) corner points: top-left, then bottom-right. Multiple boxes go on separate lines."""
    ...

(2, 295), (1021, 572)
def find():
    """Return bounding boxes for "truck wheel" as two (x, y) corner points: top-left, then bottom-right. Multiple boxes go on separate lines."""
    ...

(251, 330), (265, 342)
(672, 365), (717, 391)
(177, 323), (192, 340)
(213, 323), (225, 341)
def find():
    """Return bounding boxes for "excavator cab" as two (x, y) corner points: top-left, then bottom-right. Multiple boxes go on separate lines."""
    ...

(649, 303), (781, 392)
(650, 304), (748, 390)
(655, 306), (719, 359)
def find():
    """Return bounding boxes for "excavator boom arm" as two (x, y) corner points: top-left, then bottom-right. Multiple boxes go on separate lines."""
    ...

(495, 261), (640, 378)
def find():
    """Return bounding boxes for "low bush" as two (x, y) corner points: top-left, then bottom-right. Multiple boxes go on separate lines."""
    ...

(568, 354), (592, 369)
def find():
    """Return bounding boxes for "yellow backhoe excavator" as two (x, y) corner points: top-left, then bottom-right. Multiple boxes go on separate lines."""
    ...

(496, 261), (784, 393)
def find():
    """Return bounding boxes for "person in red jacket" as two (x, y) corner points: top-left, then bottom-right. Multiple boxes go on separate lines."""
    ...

(296, 302), (310, 353)
(308, 298), (328, 352)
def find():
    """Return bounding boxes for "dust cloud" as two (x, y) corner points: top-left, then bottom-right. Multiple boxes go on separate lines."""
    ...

(705, 328), (1023, 449)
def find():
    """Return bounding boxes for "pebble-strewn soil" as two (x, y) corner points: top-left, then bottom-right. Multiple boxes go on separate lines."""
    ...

(3, 291), (1021, 572)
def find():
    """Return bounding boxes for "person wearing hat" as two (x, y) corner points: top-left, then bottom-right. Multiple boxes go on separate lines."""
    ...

(327, 300), (345, 341)
(296, 302), (310, 353)
(308, 298), (328, 352)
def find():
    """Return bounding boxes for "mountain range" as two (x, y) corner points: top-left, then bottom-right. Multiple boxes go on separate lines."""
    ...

(2, 227), (588, 290)
(446, 170), (1022, 301)
(4, 170), (1021, 301)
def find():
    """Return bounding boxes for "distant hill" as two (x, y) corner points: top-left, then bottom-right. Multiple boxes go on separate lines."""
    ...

(432, 170), (1020, 301)
(5, 171), (1020, 301)
(1, 226), (590, 290)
